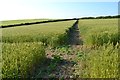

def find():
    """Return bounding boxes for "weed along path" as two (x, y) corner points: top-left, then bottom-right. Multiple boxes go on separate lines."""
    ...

(34, 20), (84, 78)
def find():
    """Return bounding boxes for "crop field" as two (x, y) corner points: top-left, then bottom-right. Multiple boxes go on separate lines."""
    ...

(78, 19), (118, 45)
(0, 19), (48, 26)
(1, 20), (76, 78)
(76, 19), (119, 78)
(2, 20), (75, 36)
(1, 18), (119, 78)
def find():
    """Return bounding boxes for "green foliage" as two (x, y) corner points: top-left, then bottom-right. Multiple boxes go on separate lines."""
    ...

(82, 44), (118, 78)
(76, 52), (83, 58)
(56, 33), (69, 45)
(46, 54), (63, 75)
(1, 18), (119, 78)
(52, 54), (62, 63)
(110, 33), (119, 46)
(2, 20), (75, 47)
(1, 20), (75, 78)
(78, 19), (118, 45)
(90, 32), (119, 47)
(2, 42), (45, 78)
(2, 20), (75, 37)
(77, 19), (119, 78)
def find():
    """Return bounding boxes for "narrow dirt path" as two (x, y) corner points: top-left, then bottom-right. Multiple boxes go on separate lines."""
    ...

(34, 46), (84, 78)
(33, 20), (84, 78)
(67, 20), (83, 45)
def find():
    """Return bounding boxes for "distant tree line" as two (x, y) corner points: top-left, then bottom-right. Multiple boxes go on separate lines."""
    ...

(80, 15), (120, 19)
(1, 15), (120, 28)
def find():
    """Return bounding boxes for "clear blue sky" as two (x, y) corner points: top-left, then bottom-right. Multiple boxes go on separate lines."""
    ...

(0, 0), (118, 20)
(45, 2), (118, 18)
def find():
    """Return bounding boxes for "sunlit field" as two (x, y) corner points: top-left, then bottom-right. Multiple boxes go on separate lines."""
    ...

(1, 18), (119, 78)
(0, 19), (48, 26)
(76, 19), (119, 78)
(1, 20), (76, 78)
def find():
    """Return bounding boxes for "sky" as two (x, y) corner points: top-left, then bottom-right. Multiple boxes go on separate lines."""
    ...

(0, 0), (119, 21)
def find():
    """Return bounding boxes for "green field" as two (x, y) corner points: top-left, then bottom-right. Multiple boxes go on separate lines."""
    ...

(1, 20), (76, 78)
(78, 19), (118, 45)
(1, 18), (119, 78)
(77, 19), (119, 78)
(2, 20), (75, 36)
(0, 19), (48, 26)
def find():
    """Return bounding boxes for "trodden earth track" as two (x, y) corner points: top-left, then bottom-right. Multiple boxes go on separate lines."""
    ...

(30, 20), (85, 78)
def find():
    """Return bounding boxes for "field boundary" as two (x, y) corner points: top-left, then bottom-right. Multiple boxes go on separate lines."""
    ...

(1, 19), (79, 28)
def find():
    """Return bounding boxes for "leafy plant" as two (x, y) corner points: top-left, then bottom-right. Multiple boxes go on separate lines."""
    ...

(2, 42), (45, 78)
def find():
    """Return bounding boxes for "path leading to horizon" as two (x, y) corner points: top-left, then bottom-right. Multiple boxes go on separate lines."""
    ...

(31, 20), (84, 78)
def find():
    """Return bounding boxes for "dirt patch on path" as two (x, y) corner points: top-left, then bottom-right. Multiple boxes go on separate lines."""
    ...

(33, 45), (87, 78)
(67, 20), (83, 45)
(34, 47), (78, 78)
